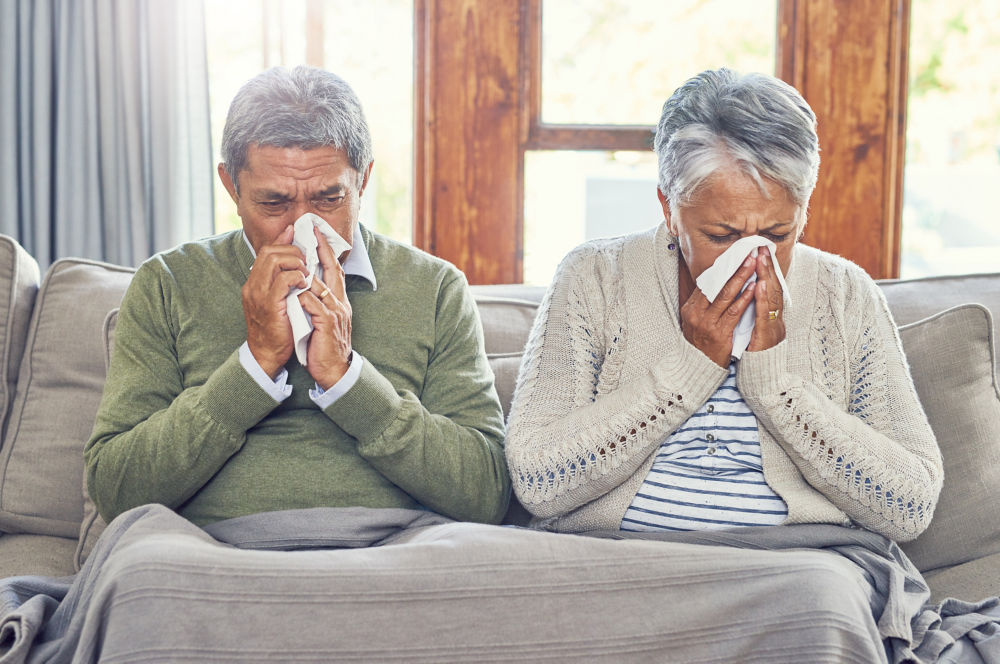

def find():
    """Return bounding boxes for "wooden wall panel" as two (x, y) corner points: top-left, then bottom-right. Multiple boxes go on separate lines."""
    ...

(778, 0), (909, 279)
(415, 0), (523, 284)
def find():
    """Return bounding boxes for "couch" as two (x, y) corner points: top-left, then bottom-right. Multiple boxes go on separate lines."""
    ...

(1, 233), (999, 605)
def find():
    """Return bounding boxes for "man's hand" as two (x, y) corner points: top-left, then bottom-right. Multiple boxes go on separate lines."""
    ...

(299, 228), (353, 390)
(680, 253), (757, 367)
(242, 225), (307, 378)
(747, 246), (786, 352)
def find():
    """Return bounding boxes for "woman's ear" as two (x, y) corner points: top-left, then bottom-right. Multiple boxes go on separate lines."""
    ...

(656, 187), (677, 236)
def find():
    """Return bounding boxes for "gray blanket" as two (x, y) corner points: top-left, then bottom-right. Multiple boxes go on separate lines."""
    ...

(1, 504), (998, 663)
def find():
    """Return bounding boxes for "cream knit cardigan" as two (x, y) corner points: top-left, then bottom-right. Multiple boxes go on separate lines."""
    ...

(505, 223), (943, 542)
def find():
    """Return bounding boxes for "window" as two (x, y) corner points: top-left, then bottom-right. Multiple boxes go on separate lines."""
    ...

(204, 0), (414, 244)
(522, 0), (779, 284)
(418, 1), (912, 285)
(901, 0), (1000, 278)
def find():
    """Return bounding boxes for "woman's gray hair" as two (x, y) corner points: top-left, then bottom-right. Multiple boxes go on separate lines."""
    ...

(654, 68), (819, 221)
(221, 66), (373, 192)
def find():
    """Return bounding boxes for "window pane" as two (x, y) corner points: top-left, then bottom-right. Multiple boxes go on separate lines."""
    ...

(523, 151), (661, 285)
(541, 0), (778, 125)
(205, 0), (414, 244)
(901, 0), (1000, 278)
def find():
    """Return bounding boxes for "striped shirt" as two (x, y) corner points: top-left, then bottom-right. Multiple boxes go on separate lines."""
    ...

(621, 362), (788, 532)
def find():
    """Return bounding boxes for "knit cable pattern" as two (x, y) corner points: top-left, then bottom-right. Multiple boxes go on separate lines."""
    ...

(505, 230), (942, 540)
(738, 260), (942, 541)
(506, 241), (728, 519)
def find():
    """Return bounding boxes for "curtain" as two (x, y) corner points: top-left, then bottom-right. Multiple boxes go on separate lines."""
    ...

(0, 0), (213, 270)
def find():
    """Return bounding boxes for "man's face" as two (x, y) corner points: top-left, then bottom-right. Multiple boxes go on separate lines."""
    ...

(219, 144), (371, 255)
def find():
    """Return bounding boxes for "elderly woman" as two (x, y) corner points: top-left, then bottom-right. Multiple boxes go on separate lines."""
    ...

(505, 68), (943, 542)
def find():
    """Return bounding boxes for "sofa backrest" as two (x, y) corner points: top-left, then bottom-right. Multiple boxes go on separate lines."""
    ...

(0, 237), (40, 441)
(0, 258), (134, 537)
(880, 272), (1000, 374)
(0, 228), (998, 571)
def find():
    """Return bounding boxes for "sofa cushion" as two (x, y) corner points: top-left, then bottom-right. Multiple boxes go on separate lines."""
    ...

(923, 550), (1000, 604)
(488, 353), (523, 421)
(879, 272), (1000, 327)
(880, 272), (1000, 379)
(75, 308), (118, 569)
(0, 235), (41, 440)
(897, 304), (1000, 574)
(474, 294), (543, 355)
(0, 259), (134, 537)
(0, 533), (78, 578)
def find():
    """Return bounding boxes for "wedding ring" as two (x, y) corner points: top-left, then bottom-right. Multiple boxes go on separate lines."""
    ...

(319, 287), (331, 300)
(767, 310), (780, 320)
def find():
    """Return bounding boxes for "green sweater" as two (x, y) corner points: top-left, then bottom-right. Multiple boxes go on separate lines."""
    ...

(85, 226), (510, 525)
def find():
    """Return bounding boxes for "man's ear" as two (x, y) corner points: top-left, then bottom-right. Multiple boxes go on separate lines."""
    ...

(656, 187), (676, 236)
(358, 160), (374, 196)
(218, 163), (239, 204)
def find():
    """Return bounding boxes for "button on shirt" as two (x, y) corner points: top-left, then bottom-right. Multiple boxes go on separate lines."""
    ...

(239, 224), (377, 407)
(621, 361), (788, 532)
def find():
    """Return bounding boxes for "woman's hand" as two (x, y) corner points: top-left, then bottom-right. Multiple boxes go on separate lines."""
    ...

(747, 246), (786, 352)
(680, 253), (757, 367)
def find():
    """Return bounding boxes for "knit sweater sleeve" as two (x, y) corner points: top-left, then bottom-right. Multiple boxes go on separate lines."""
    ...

(84, 259), (281, 522)
(505, 244), (728, 519)
(738, 267), (943, 542)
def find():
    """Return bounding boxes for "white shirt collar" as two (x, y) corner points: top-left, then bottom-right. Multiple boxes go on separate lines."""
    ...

(342, 223), (377, 290)
(242, 223), (377, 290)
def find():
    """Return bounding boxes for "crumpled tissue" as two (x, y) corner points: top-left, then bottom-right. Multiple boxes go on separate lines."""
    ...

(694, 235), (789, 359)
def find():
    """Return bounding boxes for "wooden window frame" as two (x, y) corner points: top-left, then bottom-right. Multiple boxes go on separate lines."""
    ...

(415, 0), (910, 284)
(521, 0), (652, 153)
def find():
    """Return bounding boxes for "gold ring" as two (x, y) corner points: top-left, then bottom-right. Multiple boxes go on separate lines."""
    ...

(319, 288), (331, 300)
(768, 310), (779, 320)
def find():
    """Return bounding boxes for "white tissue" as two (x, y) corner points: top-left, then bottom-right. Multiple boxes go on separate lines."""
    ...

(286, 213), (353, 366)
(694, 235), (789, 359)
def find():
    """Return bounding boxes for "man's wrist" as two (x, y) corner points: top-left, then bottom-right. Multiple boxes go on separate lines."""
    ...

(238, 342), (293, 403)
(310, 351), (364, 408)
(317, 351), (354, 391)
(247, 342), (285, 379)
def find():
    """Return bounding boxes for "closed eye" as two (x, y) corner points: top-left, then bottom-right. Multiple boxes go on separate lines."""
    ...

(707, 233), (738, 244)
(315, 196), (345, 209)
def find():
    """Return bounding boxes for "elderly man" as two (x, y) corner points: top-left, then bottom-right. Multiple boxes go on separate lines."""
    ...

(84, 66), (510, 526)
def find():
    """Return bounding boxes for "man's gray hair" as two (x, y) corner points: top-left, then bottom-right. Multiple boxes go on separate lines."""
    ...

(654, 68), (819, 220)
(221, 66), (373, 192)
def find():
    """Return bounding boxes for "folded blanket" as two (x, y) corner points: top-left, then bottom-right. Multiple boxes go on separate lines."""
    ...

(1, 505), (998, 663)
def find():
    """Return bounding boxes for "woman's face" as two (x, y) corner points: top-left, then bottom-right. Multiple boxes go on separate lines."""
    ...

(659, 167), (802, 283)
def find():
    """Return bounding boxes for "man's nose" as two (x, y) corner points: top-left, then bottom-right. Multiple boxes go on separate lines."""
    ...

(288, 200), (311, 221)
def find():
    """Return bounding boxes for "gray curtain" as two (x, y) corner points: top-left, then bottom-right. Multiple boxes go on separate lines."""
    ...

(0, 0), (214, 270)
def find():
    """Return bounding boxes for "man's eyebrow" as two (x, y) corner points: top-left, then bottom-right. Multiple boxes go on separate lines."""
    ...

(314, 185), (347, 197)
(253, 190), (291, 201)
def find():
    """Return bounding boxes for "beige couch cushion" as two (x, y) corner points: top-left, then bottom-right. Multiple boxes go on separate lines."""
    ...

(879, 272), (1000, 327)
(0, 235), (41, 439)
(473, 290), (542, 527)
(0, 259), (134, 537)
(0, 533), (78, 578)
(924, 550), (1000, 604)
(75, 308), (119, 569)
(897, 304), (1000, 574)
(474, 294), (542, 355)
